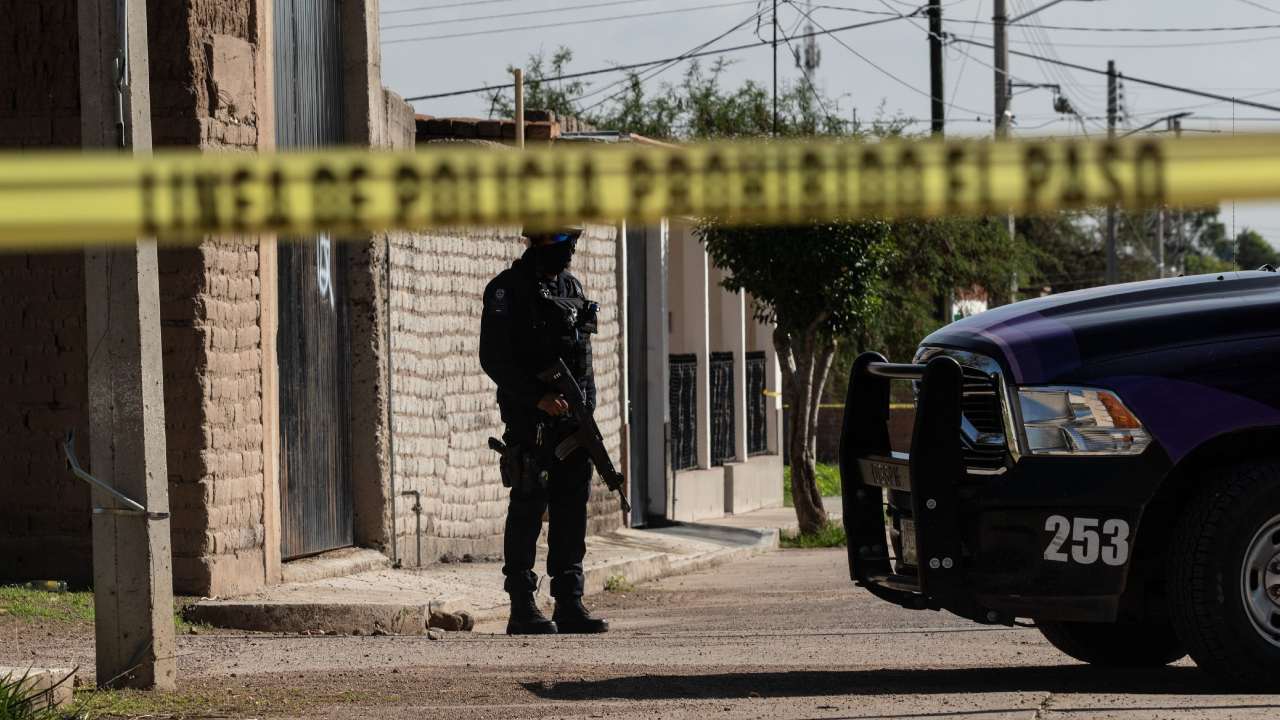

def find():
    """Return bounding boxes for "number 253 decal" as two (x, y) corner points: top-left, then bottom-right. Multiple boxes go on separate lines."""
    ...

(1043, 515), (1131, 567)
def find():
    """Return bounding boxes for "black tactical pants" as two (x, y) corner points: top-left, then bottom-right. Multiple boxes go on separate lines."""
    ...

(502, 441), (593, 599)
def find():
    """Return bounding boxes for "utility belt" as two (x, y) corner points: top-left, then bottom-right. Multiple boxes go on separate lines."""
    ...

(487, 421), (577, 495)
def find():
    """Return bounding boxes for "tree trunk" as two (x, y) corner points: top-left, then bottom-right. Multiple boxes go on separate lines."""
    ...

(775, 323), (833, 536)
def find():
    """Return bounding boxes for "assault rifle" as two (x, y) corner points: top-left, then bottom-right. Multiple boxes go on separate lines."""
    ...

(536, 359), (632, 515)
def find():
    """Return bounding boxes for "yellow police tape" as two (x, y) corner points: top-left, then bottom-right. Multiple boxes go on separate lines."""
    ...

(4, 132), (1280, 248)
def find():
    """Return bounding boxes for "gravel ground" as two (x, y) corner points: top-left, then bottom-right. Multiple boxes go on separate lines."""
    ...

(3, 549), (1278, 719)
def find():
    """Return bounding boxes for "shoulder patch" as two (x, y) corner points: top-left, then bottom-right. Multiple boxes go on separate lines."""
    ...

(487, 286), (509, 315)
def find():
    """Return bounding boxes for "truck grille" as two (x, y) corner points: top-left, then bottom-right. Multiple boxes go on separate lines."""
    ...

(914, 348), (1012, 476)
(960, 367), (1009, 474)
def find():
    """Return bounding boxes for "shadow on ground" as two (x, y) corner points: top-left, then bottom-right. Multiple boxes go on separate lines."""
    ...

(521, 665), (1241, 701)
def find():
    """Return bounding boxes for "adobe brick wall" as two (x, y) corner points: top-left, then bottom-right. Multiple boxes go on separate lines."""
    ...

(0, 253), (91, 585)
(162, 242), (266, 596)
(0, 0), (82, 148)
(415, 110), (598, 145)
(0, 0), (92, 585)
(148, 0), (268, 595)
(147, 0), (261, 148)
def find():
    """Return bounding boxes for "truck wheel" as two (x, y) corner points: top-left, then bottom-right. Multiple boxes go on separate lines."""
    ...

(1168, 460), (1280, 690)
(1037, 620), (1186, 667)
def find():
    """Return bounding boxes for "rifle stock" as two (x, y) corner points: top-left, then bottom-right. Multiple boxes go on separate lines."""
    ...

(536, 359), (632, 516)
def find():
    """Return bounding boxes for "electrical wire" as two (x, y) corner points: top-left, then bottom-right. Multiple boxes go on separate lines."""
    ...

(779, 2), (841, 126)
(948, 0), (985, 105)
(1235, 0), (1280, 16)
(793, 3), (991, 116)
(383, 0), (688, 31)
(383, 0), (760, 45)
(573, 4), (772, 113)
(1121, 88), (1280, 120)
(952, 37), (1280, 114)
(1012, 1), (1102, 106)
(403, 13), (914, 101)
(1005, 33), (1280, 49)
(800, 7), (1280, 32)
(381, 0), (514, 16)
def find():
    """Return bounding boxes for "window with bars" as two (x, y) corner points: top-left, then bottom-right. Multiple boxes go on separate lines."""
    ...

(709, 352), (735, 466)
(669, 354), (698, 472)
(746, 352), (768, 455)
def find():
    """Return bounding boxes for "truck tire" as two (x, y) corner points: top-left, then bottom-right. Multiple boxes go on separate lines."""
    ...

(1038, 620), (1186, 667)
(1168, 460), (1280, 690)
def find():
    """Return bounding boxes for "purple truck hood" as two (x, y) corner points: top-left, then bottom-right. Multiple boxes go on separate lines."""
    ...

(920, 271), (1280, 463)
(923, 271), (1280, 385)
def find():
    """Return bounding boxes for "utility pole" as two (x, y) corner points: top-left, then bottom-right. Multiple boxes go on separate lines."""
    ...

(1172, 115), (1184, 276)
(993, 0), (1010, 137)
(77, 0), (176, 691)
(992, 0), (1016, 299)
(929, 0), (944, 136)
(1106, 59), (1118, 284)
(514, 68), (525, 149)
(772, 0), (779, 136)
(1156, 206), (1166, 279)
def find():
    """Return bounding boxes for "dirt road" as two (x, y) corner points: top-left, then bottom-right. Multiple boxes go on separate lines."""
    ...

(6, 548), (1279, 718)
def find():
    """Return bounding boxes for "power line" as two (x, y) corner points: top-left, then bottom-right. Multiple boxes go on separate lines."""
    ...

(1002, 32), (1280, 49)
(402, 13), (913, 101)
(952, 37), (1280, 114)
(803, 6), (1280, 32)
(792, 3), (992, 116)
(1012, 1), (1102, 107)
(383, 0), (760, 45)
(946, 40), (1103, 132)
(574, 5), (772, 113)
(381, 0), (514, 16)
(382, 0), (679, 31)
(1121, 88), (1280, 119)
(778, 2), (841, 126)
(1235, 0), (1280, 16)
(948, 0), (985, 105)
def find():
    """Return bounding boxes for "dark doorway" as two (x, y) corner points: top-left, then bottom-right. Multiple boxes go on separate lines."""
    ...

(275, 0), (352, 559)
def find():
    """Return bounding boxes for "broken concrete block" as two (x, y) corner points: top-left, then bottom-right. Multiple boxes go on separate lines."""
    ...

(0, 667), (76, 710)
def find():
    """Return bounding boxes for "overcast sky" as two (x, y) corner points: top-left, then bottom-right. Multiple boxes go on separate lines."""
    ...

(379, 0), (1280, 249)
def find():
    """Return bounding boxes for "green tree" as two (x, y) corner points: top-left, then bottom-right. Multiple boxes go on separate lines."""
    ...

(698, 219), (892, 534)
(1236, 229), (1279, 270)
(487, 47), (588, 120)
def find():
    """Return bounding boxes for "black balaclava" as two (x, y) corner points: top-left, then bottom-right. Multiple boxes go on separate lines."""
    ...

(528, 235), (578, 276)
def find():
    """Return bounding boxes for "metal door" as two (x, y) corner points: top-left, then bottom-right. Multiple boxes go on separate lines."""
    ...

(275, 0), (351, 559)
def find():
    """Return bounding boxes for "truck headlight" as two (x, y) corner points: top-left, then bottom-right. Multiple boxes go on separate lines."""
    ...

(1017, 387), (1151, 456)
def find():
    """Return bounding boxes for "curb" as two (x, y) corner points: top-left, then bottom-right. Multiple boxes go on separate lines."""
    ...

(469, 523), (779, 624)
(187, 522), (780, 635)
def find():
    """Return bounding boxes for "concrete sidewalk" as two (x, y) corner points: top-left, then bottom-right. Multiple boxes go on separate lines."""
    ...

(188, 504), (824, 635)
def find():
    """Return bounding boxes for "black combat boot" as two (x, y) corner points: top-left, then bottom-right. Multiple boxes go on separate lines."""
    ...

(552, 597), (609, 634)
(506, 593), (557, 635)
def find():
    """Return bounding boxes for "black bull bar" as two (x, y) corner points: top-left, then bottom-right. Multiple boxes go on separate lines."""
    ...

(839, 352), (1004, 624)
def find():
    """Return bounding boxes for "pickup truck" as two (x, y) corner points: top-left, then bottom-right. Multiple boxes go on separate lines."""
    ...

(840, 269), (1280, 688)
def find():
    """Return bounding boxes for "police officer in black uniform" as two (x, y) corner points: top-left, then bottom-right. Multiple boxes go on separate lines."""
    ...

(479, 228), (610, 636)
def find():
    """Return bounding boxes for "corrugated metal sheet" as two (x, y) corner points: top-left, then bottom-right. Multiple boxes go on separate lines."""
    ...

(275, 0), (345, 149)
(275, 0), (352, 560)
